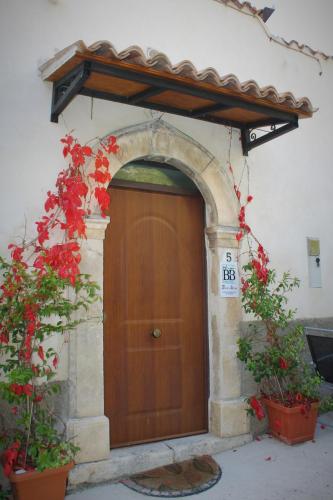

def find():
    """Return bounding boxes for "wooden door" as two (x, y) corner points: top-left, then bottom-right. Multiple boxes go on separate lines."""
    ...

(104, 185), (208, 448)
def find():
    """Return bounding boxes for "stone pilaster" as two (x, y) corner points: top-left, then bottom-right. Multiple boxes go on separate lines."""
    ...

(206, 226), (250, 437)
(66, 216), (110, 463)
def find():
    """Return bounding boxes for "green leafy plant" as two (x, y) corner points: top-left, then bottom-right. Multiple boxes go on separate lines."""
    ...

(237, 255), (322, 419)
(319, 395), (333, 414)
(0, 485), (11, 500)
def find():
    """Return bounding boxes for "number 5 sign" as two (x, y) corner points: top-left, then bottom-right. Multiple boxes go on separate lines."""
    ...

(220, 249), (240, 298)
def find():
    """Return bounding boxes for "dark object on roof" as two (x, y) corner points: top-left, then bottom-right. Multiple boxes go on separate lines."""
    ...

(307, 334), (333, 383)
(258, 7), (275, 23)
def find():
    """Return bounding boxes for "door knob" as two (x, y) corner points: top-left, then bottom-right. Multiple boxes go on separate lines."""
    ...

(152, 328), (162, 339)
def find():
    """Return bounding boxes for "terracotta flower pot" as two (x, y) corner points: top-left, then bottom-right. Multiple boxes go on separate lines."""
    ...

(9, 461), (74, 500)
(262, 397), (319, 445)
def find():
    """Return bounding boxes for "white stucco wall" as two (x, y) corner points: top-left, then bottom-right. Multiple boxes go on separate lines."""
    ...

(0, 0), (332, 325)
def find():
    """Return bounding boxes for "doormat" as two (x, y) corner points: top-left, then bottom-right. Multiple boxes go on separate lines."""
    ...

(122, 455), (222, 497)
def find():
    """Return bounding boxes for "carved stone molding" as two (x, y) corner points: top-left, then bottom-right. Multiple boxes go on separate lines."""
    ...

(206, 226), (239, 249)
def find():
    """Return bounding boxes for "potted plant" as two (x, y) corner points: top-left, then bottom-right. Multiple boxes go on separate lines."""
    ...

(227, 161), (324, 445)
(0, 134), (118, 499)
(237, 247), (322, 444)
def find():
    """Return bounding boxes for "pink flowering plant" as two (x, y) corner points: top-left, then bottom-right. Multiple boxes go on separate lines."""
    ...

(0, 134), (118, 477)
(228, 160), (322, 421)
(237, 263), (322, 420)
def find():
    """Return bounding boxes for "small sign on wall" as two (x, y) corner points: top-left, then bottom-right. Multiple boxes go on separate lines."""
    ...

(307, 237), (322, 288)
(220, 249), (240, 298)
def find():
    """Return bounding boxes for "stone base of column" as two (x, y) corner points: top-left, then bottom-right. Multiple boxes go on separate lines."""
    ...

(210, 399), (250, 437)
(67, 416), (110, 464)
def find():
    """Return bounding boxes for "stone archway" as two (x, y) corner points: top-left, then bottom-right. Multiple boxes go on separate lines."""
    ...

(67, 119), (250, 464)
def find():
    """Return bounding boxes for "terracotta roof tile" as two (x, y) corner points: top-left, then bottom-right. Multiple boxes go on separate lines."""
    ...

(215, 0), (259, 16)
(40, 40), (315, 116)
(214, 0), (332, 60)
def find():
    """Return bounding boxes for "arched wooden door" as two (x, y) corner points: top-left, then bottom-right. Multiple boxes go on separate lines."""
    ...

(104, 164), (208, 448)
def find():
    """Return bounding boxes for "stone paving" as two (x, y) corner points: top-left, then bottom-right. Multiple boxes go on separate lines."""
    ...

(67, 413), (333, 500)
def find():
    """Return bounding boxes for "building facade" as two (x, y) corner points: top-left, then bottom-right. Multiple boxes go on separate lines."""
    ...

(1, 0), (332, 486)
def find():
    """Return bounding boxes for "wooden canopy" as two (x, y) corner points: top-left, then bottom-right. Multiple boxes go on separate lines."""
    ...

(40, 41), (314, 155)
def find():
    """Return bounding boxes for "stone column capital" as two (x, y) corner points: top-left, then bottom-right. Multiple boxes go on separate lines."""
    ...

(206, 225), (239, 249)
(85, 216), (110, 240)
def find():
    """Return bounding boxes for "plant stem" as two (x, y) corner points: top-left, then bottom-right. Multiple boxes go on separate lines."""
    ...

(23, 397), (34, 469)
(274, 372), (286, 403)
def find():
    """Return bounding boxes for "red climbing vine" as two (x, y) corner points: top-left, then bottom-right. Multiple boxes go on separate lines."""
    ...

(227, 138), (322, 421)
(0, 133), (119, 475)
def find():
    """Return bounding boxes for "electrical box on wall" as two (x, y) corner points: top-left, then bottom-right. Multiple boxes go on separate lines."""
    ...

(307, 238), (321, 288)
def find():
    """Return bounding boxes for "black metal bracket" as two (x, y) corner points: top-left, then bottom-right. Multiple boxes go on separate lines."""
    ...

(241, 118), (299, 155)
(51, 62), (91, 123)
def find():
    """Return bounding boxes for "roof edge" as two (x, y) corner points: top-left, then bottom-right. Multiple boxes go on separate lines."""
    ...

(214, 0), (332, 61)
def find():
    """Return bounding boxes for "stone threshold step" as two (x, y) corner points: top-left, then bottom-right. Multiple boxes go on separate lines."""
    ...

(68, 432), (252, 490)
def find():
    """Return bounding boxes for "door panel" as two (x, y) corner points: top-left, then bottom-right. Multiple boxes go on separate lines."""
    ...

(104, 186), (208, 447)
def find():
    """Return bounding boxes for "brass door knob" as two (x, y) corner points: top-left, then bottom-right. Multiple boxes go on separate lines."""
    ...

(152, 328), (162, 339)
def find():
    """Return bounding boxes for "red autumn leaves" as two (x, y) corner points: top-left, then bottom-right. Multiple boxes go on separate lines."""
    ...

(31, 134), (118, 285)
(90, 136), (119, 217)
(34, 242), (81, 286)
(279, 357), (288, 370)
(1, 135), (120, 478)
(249, 396), (265, 421)
(235, 191), (253, 242)
(1, 134), (119, 373)
(10, 384), (33, 397)
(229, 164), (270, 287)
(38, 345), (45, 361)
(3, 441), (20, 477)
(95, 187), (111, 214)
(19, 303), (39, 362)
(250, 244), (269, 285)
(2, 439), (37, 476)
(3, 135), (119, 296)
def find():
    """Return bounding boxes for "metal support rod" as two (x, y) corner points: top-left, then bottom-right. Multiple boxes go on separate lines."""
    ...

(241, 128), (251, 156)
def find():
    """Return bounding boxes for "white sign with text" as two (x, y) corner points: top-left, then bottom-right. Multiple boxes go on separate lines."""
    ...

(220, 249), (239, 298)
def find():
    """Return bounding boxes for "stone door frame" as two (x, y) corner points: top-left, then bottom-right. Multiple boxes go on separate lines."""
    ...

(67, 119), (249, 463)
